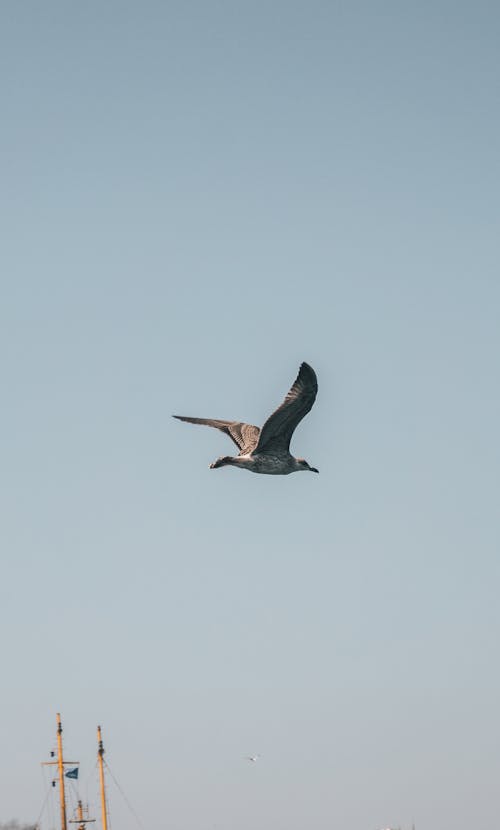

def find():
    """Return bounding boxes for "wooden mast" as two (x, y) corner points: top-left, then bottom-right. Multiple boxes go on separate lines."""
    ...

(69, 799), (96, 830)
(97, 725), (109, 830)
(41, 714), (79, 830)
(56, 714), (68, 830)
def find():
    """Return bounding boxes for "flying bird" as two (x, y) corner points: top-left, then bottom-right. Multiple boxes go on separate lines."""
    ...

(245, 755), (260, 762)
(174, 362), (319, 475)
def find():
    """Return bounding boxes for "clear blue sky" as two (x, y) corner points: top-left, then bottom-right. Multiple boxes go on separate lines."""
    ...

(1, 2), (499, 829)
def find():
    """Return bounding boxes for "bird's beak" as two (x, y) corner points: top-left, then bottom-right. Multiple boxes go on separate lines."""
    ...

(310, 466), (319, 473)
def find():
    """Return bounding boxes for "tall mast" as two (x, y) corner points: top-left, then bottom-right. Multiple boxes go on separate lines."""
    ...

(42, 712), (80, 830)
(56, 713), (68, 830)
(42, 714), (79, 830)
(97, 725), (108, 830)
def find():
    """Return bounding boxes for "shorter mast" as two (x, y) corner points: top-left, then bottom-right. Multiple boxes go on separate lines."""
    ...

(97, 725), (109, 830)
(69, 800), (96, 830)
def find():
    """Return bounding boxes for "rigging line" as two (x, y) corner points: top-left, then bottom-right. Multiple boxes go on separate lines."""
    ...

(36, 766), (54, 828)
(83, 758), (99, 788)
(66, 779), (78, 818)
(103, 759), (146, 830)
(35, 785), (53, 827)
(43, 763), (57, 830)
(45, 761), (57, 830)
(85, 760), (99, 815)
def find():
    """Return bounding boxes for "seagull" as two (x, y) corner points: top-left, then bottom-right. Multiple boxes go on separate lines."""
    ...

(245, 755), (260, 762)
(174, 362), (319, 475)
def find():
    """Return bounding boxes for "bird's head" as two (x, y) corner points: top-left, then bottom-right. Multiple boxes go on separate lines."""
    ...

(297, 458), (319, 473)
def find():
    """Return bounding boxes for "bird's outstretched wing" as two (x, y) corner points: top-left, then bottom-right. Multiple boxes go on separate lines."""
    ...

(173, 416), (260, 454)
(254, 362), (318, 453)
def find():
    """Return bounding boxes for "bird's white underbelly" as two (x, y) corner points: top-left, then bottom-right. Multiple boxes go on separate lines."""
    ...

(236, 454), (293, 475)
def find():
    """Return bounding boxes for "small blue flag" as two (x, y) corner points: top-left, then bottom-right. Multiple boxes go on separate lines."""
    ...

(65, 767), (79, 780)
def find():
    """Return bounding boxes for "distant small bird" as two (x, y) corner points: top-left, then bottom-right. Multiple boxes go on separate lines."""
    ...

(245, 755), (260, 762)
(174, 362), (319, 475)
